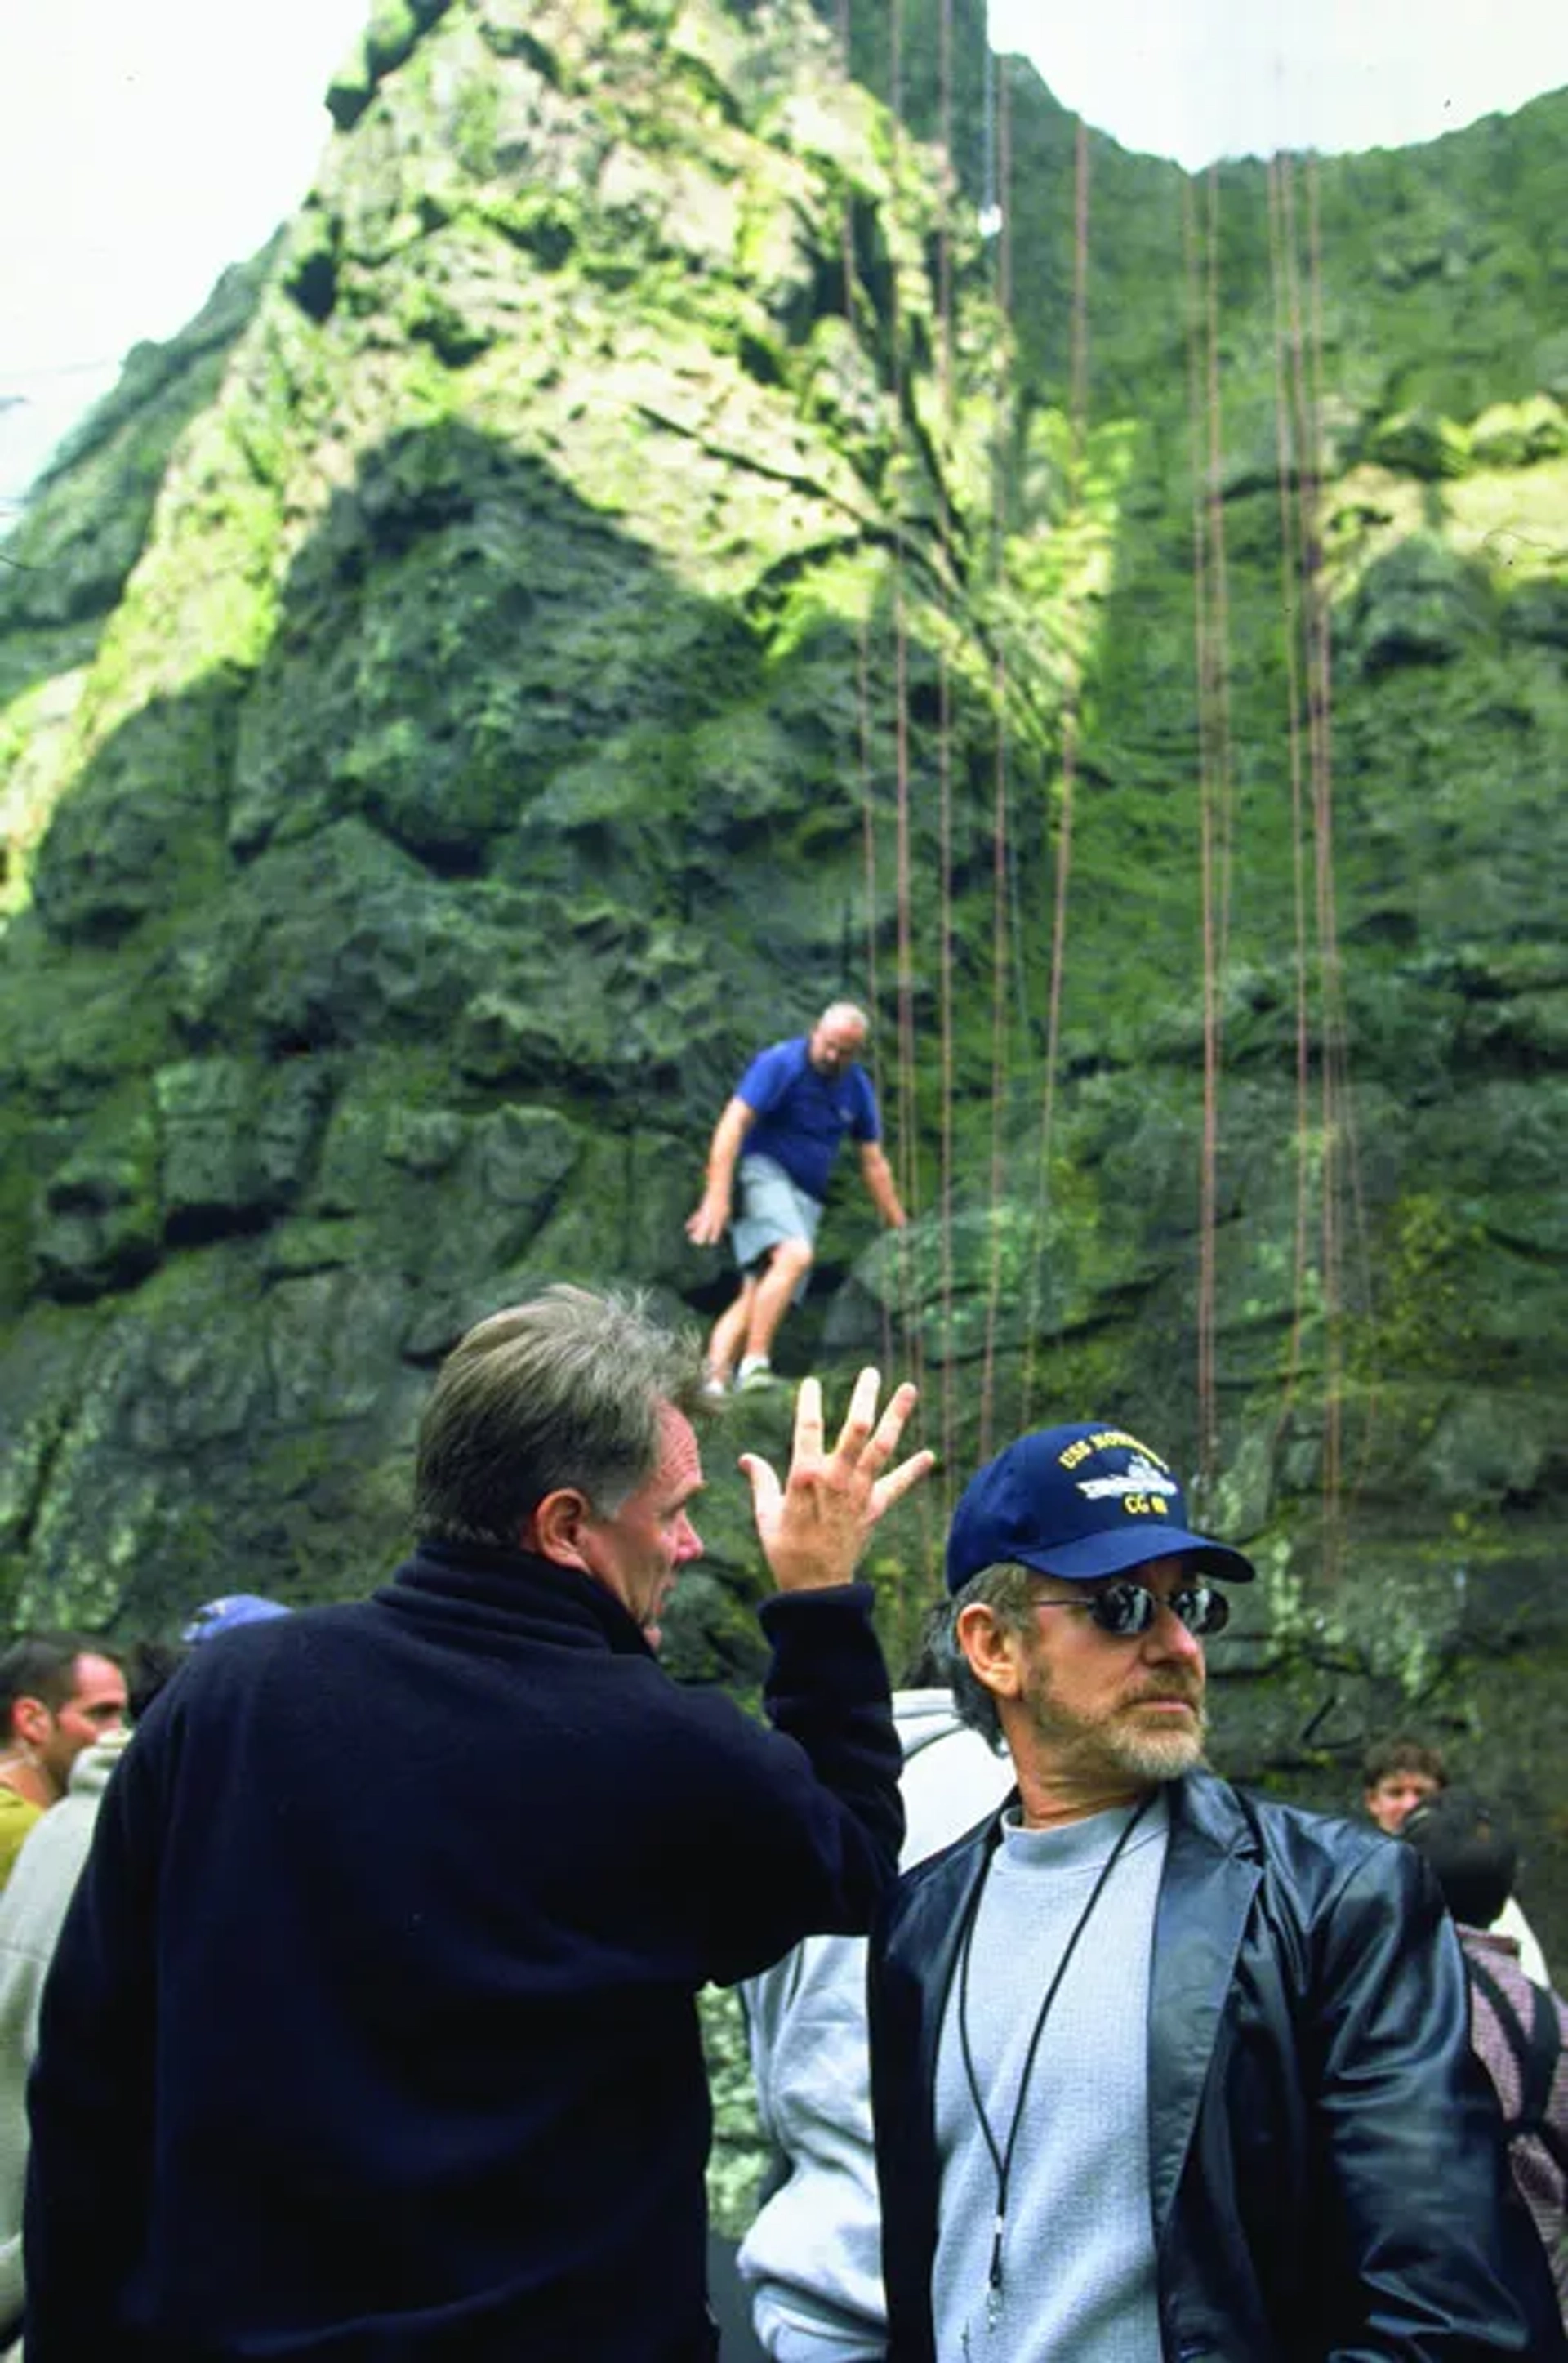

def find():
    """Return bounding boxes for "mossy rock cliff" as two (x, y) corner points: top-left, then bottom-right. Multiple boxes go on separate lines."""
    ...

(2, 0), (1566, 1960)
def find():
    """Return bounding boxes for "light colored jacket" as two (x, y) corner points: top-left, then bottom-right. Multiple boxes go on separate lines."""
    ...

(738, 1692), (1012, 2360)
(1492, 1893), (1549, 1987)
(0, 1729), (129, 2330)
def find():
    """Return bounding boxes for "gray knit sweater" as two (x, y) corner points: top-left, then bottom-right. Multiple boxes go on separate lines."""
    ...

(932, 1795), (1169, 2363)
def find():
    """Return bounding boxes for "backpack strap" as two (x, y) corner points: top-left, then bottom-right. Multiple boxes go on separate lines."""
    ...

(1467, 1952), (1568, 2178)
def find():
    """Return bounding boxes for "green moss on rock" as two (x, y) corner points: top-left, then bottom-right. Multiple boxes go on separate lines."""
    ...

(2, 0), (1568, 1951)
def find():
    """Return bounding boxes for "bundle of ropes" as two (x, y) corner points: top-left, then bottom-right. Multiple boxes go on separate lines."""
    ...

(833, 0), (1372, 1576)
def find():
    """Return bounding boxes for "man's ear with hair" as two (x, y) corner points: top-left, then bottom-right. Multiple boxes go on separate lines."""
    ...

(956, 1603), (1027, 1704)
(11, 1694), (52, 1752)
(523, 1488), (595, 1573)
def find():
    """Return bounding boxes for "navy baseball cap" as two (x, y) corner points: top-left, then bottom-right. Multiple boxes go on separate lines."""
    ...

(182, 1594), (292, 1644)
(946, 1423), (1255, 1594)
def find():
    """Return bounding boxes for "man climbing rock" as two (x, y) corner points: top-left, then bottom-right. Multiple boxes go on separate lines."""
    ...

(687, 1003), (906, 1392)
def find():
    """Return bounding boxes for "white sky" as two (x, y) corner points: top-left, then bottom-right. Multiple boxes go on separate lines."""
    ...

(2, 0), (1566, 508)
(989, 0), (1568, 174)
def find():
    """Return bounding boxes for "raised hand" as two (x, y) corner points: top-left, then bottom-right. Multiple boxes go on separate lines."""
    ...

(740, 1367), (934, 1593)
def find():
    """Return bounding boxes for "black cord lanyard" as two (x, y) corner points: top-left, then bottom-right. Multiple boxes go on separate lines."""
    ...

(955, 1791), (1154, 2334)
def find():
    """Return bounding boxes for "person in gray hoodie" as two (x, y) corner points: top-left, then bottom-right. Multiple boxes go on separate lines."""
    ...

(737, 1636), (1012, 2361)
(0, 1722), (131, 2352)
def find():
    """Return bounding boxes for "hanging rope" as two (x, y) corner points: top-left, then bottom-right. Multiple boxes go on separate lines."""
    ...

(883, 0), (939, 1576)
(888, 0), (923, 1277)
(1017, 113), (1091, 1437)
(1297, 156), (1344, 1577)
(1274, 150), (1375, 1580)
(1203, 171), (1238, 989)
(978, 49), (1015, 1466)
(980, 0), (999, 233)
(1180, 179), (1217, 1490)
(1263, 150), (1315, 1448)
(1183, 165), (1238, 1492)
(933, 0), (960, 1498)
(835, 0), (898, 1391)
(1306, 162), (1379, 1525)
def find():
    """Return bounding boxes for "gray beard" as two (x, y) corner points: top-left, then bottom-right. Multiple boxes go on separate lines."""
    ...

(1102, 1714), (1209, 1782)
(1026, 1693), (1209, 1787)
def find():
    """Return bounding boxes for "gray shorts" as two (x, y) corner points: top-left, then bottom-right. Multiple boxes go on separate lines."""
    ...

(732, 1155), (822, 1304)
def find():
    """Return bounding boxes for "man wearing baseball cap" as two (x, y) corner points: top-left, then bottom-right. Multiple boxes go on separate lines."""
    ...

(869, 1422), (1564, 2361)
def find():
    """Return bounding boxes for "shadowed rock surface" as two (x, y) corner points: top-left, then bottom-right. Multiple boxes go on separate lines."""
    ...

(2, 0), (1565, 1980)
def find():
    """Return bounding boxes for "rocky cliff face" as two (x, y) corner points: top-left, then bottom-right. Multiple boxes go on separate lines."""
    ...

(1, 1), (1564, 1942)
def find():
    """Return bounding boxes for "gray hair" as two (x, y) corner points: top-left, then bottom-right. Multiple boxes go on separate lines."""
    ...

(414, 1286), (707, 1549)
(938, 1563), (1037, 1749)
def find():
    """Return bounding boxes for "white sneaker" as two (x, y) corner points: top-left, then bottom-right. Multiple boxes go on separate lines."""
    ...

(737, 1356), (777, 1392)
(701, 1372), (729, 1399)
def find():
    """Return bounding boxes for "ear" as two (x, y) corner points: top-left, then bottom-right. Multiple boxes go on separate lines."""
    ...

(956, 1603), (1026, 1701)
(11, 1696), (51, 1751)
(522, 1487), (596, 1572)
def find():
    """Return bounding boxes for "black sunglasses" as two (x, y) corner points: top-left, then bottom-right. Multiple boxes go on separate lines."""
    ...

(1031, 1580), (1230, 1638)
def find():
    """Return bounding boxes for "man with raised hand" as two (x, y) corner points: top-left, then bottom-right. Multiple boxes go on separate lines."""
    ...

(687, 1002), (906, 1393)
(26, 1286), (931, 2363)
(870, 1420), (1564, 2362)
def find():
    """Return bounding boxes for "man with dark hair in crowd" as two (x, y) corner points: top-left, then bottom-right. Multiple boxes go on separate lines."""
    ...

(1403, 1789), (1568, 2330)
(0, 1637), (127, 1888)
(1364, 1732), (1548, 1982)
(870, 1420), (1564, 2361)
(26, 1286), (930, 2363)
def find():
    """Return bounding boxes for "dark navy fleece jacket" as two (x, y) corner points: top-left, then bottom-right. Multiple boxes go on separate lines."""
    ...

(24, 1545), (903, 2362)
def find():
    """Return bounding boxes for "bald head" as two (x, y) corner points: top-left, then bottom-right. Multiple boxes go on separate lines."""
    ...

(808, 1004), (870, 1078)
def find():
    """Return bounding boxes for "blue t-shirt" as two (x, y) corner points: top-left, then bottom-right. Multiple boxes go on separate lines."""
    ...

(737, 1037), (880, 1203)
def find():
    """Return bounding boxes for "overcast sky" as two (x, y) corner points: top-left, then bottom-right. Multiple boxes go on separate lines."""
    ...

(3, 0), (1566, 507)
(991, 0), (1566, 172)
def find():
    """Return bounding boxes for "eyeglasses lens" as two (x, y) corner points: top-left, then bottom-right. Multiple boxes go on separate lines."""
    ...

(1089, 1584), (1155, 1635)
(1090, 1582), (1229, 1637)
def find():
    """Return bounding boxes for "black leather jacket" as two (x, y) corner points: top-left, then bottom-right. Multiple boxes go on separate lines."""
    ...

(870, 1771), (1566, 2361)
